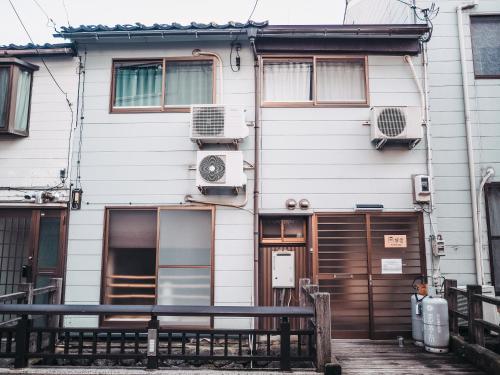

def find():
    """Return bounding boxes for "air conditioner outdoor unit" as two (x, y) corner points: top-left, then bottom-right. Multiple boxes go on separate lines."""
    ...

(196, 151), (247, 192)
(457, 285), (499, 334)
(370, 106), (423, 150)
(190, 105), (248, 144)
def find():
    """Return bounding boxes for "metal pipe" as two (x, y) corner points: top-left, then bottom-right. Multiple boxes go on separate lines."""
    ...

(184, 191), (249, 209)
(251, 37), (260, 313)
(477, 167), (495, 285)
(192, 49), (223, 103)
(457, 1), (481, 284)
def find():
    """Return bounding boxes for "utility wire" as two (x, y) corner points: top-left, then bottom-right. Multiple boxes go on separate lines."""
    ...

(61, 0), (71, 27)
(9, 0), (74, 189)
(9, 0), (73, 106)
(230, 0), (260, 71)
(32, 0), (57, 32)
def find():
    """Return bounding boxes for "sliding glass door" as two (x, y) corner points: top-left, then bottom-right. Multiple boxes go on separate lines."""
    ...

(157, 208), (213, 327)
(101, 206), (214, 327)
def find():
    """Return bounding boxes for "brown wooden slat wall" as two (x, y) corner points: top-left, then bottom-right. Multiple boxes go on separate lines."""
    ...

(370, 214), (424, 339)
(316, 214), (370, 338)
(258, 245), (308, 330)
(316, 213), (425, 339)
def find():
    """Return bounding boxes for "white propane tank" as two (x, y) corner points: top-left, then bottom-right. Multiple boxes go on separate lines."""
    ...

(423, 296), (449, 353)
(411, 294), (426, 346)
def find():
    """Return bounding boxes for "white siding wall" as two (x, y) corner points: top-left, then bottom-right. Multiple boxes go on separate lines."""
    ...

(64, 41), (255, 328)
(345, 0), (500, 286)
(0, 56), (78, 201)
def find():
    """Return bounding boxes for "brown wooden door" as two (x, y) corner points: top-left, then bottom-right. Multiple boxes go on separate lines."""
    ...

(315, 213), (425, 339)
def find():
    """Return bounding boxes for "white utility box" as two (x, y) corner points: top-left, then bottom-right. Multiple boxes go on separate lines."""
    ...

(272, 250), (295, 288)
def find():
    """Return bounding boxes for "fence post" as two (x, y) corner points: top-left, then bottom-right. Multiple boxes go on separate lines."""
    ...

(280, 316), (291, 371)
(14, 315), (31, 368)
(19, 283), (34, 304)
(48, 278), (63, 328)
(147, 315), (159, 369)
(467, 285), (484, 346)
(314, 292), (331, 373)
(444, 279), (458, 335)
(299, 278), (310, 330)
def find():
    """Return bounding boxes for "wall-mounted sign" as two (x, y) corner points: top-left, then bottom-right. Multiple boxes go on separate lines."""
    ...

(384, 234), (407, 248)
(381, 258), (403, 274)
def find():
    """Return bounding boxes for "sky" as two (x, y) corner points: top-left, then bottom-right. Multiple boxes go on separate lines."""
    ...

(0, 0), (347, 45)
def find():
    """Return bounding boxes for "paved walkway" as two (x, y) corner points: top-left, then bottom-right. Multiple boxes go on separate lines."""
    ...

(332, 339), (485, 375)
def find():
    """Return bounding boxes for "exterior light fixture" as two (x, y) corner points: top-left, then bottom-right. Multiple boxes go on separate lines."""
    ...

(299, 199), (310, 210)
(355, 204), (384, 211)
(286, 199), (297, 210)
(71, 188), (83, 210)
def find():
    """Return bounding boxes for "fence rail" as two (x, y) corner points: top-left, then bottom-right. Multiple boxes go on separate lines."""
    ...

(444, 279), (500, 347)
(0, 303), (316, 371)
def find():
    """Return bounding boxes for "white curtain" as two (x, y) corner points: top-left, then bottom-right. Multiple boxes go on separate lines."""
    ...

(165, 61), (213, 105)
(263, 62), (312, 102)
(316, 61), (366, 102)
(0, 68), (10, 128)
(13, 70), (32, 132)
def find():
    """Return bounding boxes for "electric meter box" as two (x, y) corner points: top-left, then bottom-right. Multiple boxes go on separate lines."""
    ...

(413, 174), (431, 203)
(272, 250), (295, 288)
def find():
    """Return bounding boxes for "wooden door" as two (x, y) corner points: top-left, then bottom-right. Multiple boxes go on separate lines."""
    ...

(315, 213), (425, 339)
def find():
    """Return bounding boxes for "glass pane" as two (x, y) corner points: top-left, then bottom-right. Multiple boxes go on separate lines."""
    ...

(471, 16), (500, 76)
(316, 60), (366, 102)
(108, 210), (157, 248)
(114, 62), (162, 107)
(0, 67), (9, 128)
(261, 218), (282, 239)
(263, 61), (313, 102)
(283, 218), (305, 239)
(14, 69), (32, 132)
(34, 275), (51, 304)
(165, 61), (213, 105)
(37, 216), (60, 269)
(157, 267), (210, 326)
(159, 210), (211, 266)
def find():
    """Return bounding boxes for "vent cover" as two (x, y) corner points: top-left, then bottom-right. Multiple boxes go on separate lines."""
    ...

(199, 155), (226, 183)
(192, 106), (225, 137)
(377, 107), (407, 137)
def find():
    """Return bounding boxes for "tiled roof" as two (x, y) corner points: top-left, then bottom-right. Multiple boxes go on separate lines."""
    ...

(59, 21), (268, 33)
(0, 43), (74, 50)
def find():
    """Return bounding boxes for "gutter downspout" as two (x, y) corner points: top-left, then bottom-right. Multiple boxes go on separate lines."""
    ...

(477, 168), (494, 285)
(404, 52), (439, 284)
(250, 35), (260, 314)
(457, 1), (482, 285)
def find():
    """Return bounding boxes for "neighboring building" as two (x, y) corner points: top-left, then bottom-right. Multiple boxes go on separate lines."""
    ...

(0, 44), (77, 311)
(54, 21), (430, 339)
(346, 0), (500, 295)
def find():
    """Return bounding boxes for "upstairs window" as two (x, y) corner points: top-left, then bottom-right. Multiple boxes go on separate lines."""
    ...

(0, 58), (37, 137)
(262, 56), (368, 107)
(471, 16), (500, 78)
(111, 58), (214, 112)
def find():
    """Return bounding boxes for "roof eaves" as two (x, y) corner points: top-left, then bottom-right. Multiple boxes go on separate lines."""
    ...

(0, 43), (76, 57)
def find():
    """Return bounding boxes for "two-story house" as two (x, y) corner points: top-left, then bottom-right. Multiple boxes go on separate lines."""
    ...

(0, 43), (77, 311)
(346, 0), (500, 298)
(44, 21), (432, 340)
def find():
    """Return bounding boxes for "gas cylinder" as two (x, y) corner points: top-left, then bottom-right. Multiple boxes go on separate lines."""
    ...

(411, 293), (426, 346)
(422, 296), (449, 353)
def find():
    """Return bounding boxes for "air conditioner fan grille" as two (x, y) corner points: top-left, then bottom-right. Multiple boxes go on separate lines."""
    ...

(377, 107), (406, 137)
(199, 155), (226, 183)
(192, 106), (225, 137)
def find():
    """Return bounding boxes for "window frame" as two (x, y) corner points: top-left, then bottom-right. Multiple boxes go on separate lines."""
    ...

(109, 57), (216, 114)
(260, 55), (369, 108)
(260, 216), (307, 244)
(0, 58), (38, 137)
(100, 205), (215, 328)
(470, 15), (500, 79)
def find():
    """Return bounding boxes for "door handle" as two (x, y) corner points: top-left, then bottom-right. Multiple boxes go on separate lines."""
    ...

(332, 273), (353, 279)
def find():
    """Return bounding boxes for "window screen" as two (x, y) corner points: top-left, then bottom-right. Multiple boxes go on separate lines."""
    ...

(471, 16), (500, 77)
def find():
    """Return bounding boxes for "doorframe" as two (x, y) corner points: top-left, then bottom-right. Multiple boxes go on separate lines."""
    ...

(485, 182), (500, 293)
